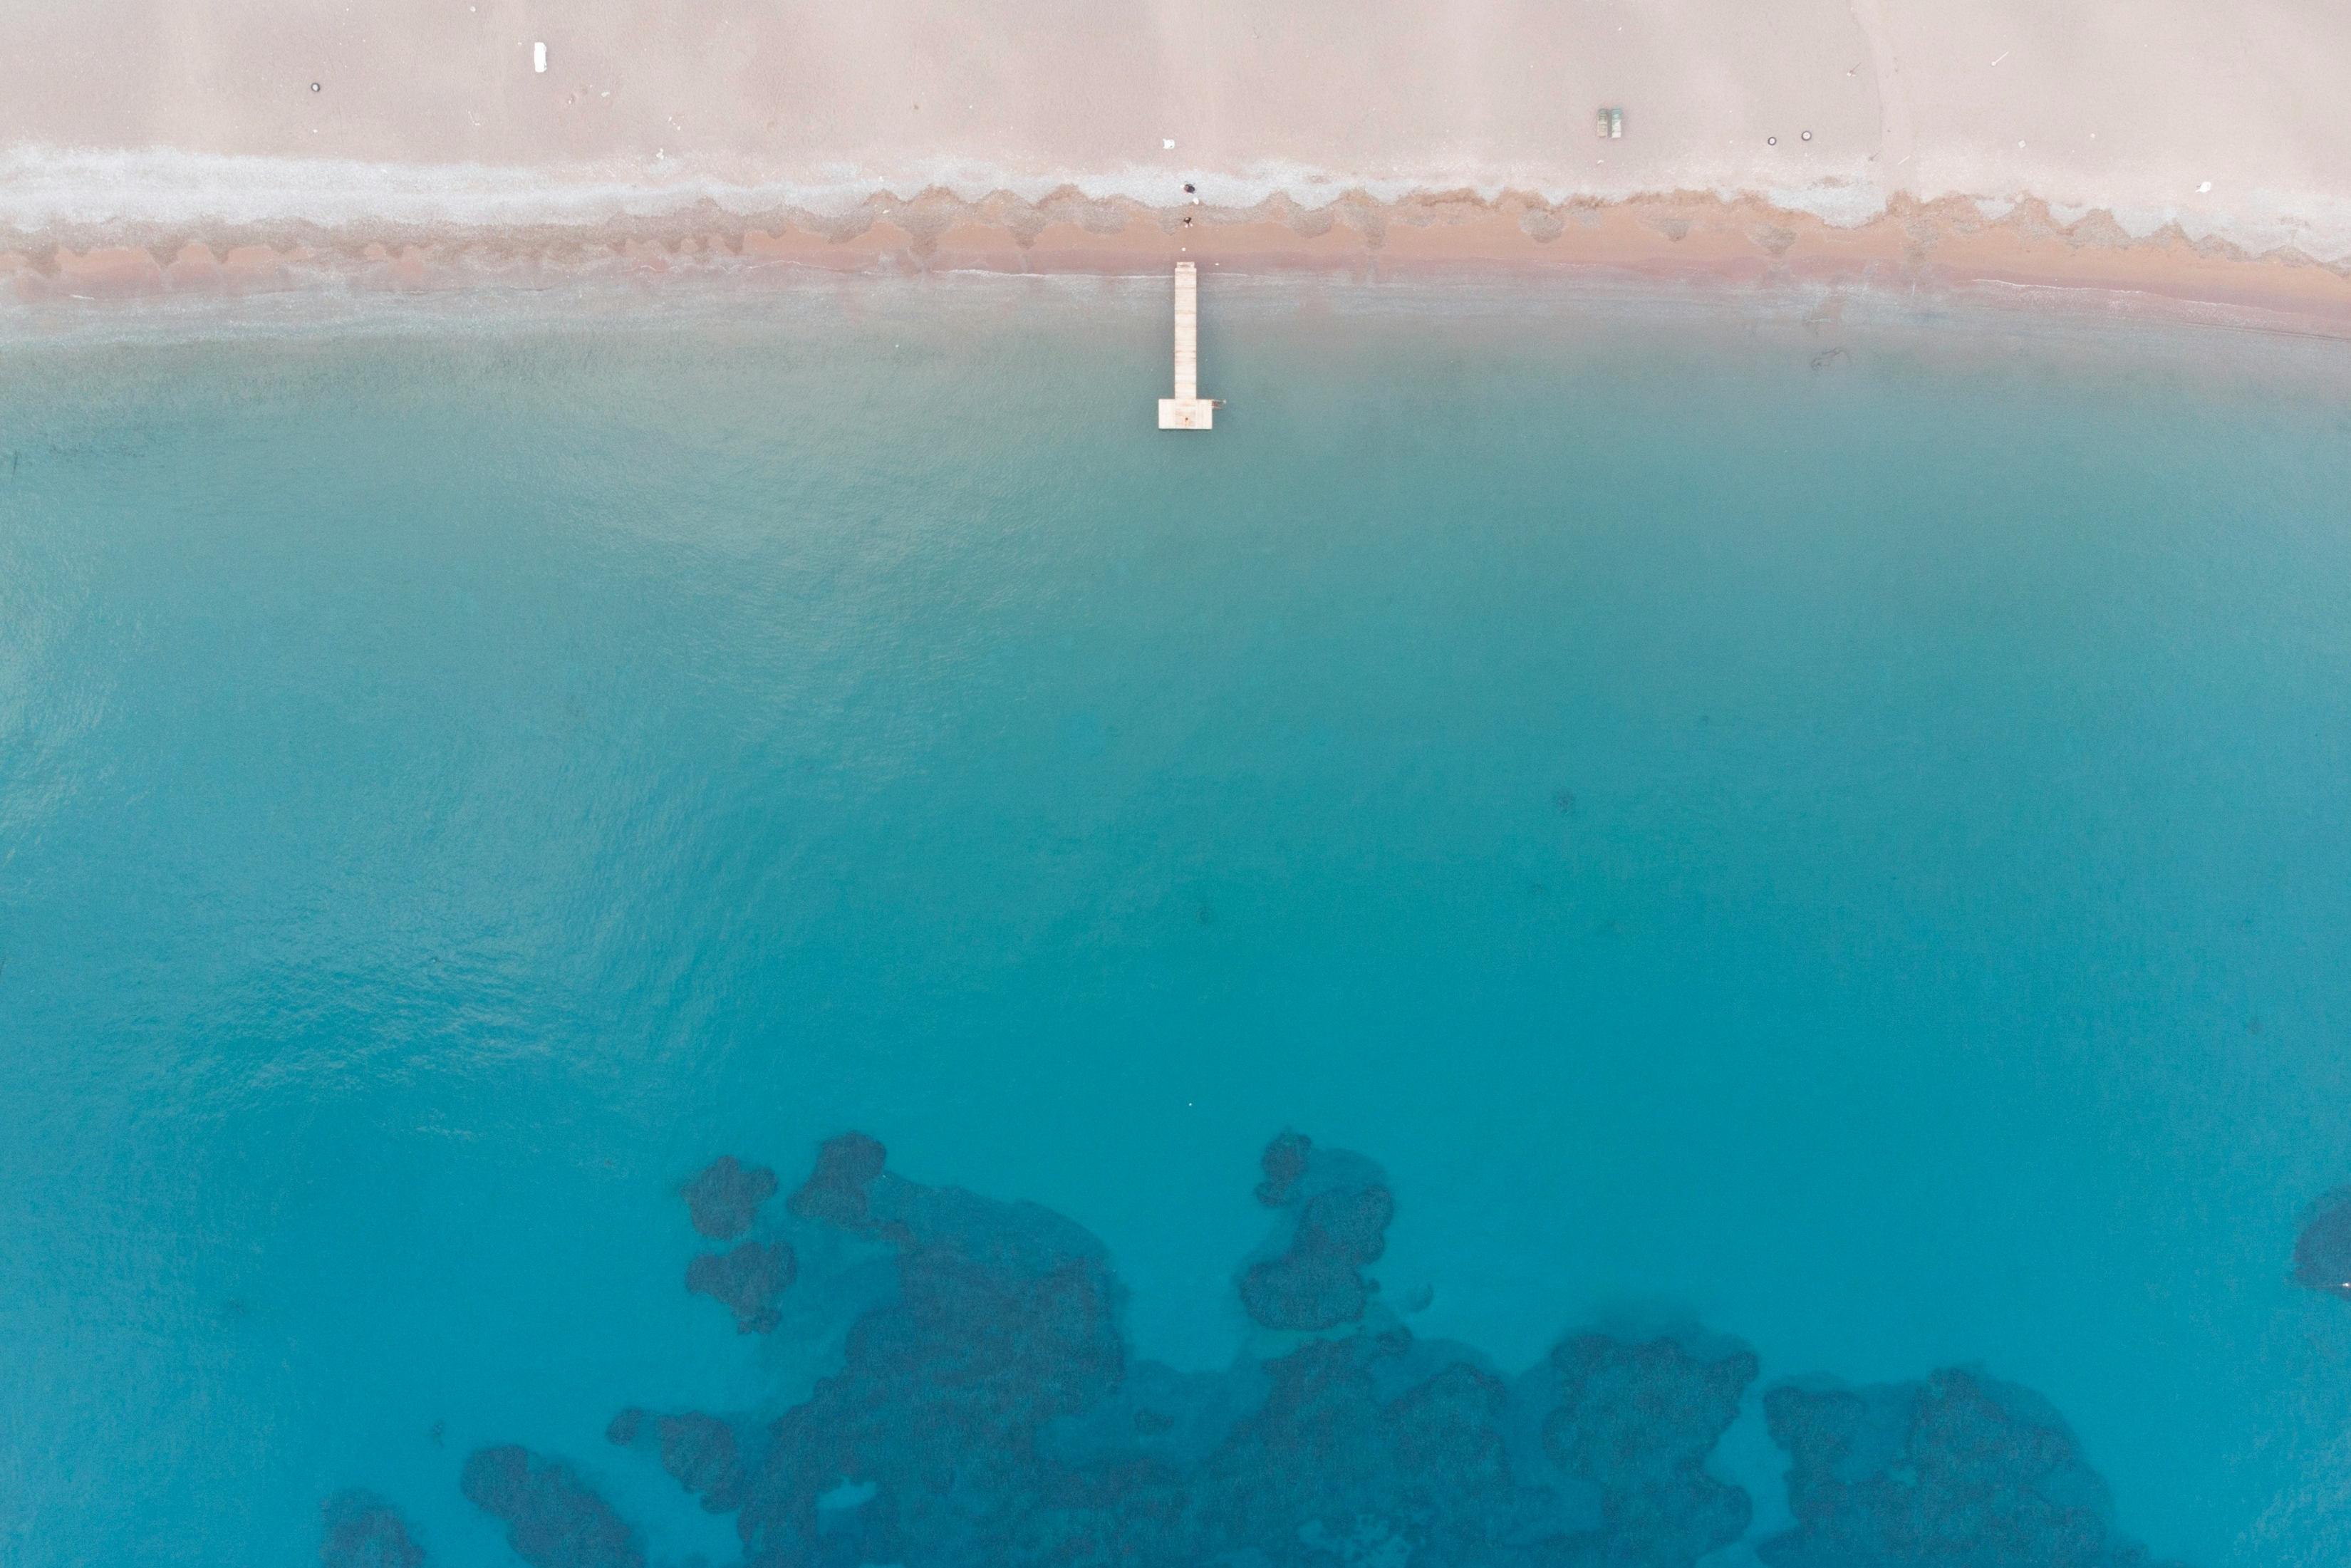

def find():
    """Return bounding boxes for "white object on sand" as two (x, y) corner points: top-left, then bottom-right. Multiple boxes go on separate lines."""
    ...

(534, 41), (546, 73)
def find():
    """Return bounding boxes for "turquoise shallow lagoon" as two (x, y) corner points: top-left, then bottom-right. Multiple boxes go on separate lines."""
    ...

(4, 279), (2351, 1567)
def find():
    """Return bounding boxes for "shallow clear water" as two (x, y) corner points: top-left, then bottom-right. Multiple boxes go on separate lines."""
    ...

(5, 279), (2351, 1567)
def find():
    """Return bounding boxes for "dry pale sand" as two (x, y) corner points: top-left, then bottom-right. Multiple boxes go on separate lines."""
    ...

(4, 0), (2350, 322)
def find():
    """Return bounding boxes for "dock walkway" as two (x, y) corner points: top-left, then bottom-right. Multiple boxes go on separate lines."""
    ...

(1158, 262), (1219, 430)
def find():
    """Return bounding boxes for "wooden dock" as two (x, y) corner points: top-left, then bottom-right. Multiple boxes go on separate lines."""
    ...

(1158, 262), (1219, 430)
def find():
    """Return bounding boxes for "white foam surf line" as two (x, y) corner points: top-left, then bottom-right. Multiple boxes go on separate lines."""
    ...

(5, 146), (2351, 266)
(0, 146), (1874, 229)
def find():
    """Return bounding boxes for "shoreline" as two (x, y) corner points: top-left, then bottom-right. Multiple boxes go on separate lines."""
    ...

(8, 1), (2350, 337)
(11, 183), (2351, 341)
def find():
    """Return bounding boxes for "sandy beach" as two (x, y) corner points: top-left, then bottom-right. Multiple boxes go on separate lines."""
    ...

(4, 0), (2351, 324)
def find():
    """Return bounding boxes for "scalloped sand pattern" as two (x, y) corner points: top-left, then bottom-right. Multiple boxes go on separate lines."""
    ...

(7, 181), (2351, 338)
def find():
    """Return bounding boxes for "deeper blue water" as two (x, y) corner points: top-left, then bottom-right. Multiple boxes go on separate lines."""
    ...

(5, 279), (2351, 1567)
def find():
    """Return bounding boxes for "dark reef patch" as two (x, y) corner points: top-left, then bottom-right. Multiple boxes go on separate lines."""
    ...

(1542, 1334), (1758, 1565)
(608, 1408), (750, 1515)
(627, 1133), (1797, 1568)
(686, 1239), (796, 1333)
(1237, 1132), (1395, 1332)
(2292, 1187), (2351, 1297)
(657, 1413), (747, 1514)
(350, 1131), (2183, 1568)
(1254, 1129), (1313, 1207)
(682, 1155), (778, 1241)
(320, 1489), (427, 1568)
(1760, 1369), (2181, 1568)
(460, 1445), (644, 1568)
(1238, 1182), (1395, 1331)
(784, 1131), (887, 1225)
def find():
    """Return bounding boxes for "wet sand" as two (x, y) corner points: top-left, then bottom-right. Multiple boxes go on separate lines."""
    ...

(11, 187), (2351, 338)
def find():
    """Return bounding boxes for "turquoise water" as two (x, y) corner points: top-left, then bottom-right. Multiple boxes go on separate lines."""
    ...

(5, 279), (2351, 1567)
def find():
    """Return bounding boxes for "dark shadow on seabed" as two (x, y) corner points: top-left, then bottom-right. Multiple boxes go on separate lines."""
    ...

(326, 1133), (2194, 1568)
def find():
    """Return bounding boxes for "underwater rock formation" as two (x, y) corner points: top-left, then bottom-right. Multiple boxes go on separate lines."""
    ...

(358, 1132), (2178, 1568)
(319, 1489), (427, 1568)
(460, 1445), (645, 1568)
(685, 1239), (796, 1333)
(2292, 1187), (2351, 1297)
(1542, 1334), (1758, 1566)
(657, 1412), (747, 1513)
(1174, 1332), (1566, 1566)
(784, 1130), (888, 1226)
(642, 1133), (1775, 1568)
(1239, 1183), (1394, 1331)
(1760, 1369), (2180, 1568)
(1255, 1130), (1313, 1208)
(1237, 1133), (1396, 1332)
(682, 1155), (778, 1241)
(732, 1135), (1131, 1566)
(608, 1408), (749, 1515)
